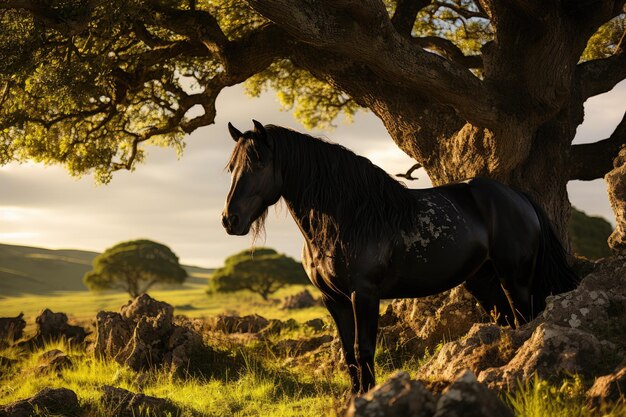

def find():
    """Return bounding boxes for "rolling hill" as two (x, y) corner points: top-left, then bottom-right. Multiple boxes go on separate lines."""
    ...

(0, 243), (213, 297)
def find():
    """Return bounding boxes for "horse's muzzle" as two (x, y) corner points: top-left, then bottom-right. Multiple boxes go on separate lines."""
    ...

(222, 213), (248, 235)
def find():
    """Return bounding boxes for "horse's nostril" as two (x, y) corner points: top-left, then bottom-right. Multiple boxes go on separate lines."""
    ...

(221, 215), (229, 228)
(229, 214), (239, 227)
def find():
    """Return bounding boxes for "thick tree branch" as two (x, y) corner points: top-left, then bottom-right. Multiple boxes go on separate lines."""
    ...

(150, 7), (229, 55)
(246, 0), (499, 127)
(391, 0), (431, 36)
(413, 36), (483, 68)
(569, 111), (626, 180)
(576, 41), (626, 100)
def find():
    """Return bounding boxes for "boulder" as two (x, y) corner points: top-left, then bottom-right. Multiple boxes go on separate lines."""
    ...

(210, 313), (270, 333)
(281, 289), (319, 309)
(587, 362), (626, 408)
(0, 387), (79, 417)
(344, 371), (513, 417)
(274, 334), (334, 356)
(345, 371), (436, 417)
(419, 323), (515, 383)
(433, 371), (514, 417)
(378, 286), (485, 362)
(100, 385), (179, 417)
(0, 313), (26, 342)
(304, 318), (326, 332)
(18, 309), (87, 349)
(0, 356), (17, 378)
(95, 294), (240, 377)
(418, 257), (626, 390)
(35, 349), (73, 375)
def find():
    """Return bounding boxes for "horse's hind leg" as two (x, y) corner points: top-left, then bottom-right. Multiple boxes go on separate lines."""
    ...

(464, 261), (517, 326)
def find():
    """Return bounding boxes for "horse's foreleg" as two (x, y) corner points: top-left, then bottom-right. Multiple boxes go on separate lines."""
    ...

(351, 288), (380, 393)
(323, 295), (360, 393)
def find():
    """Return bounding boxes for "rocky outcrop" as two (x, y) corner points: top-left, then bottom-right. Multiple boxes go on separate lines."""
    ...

(100, 385), (179, 417)
(209, 313), (270, 334)
(345, 371), (512, 417)
(95, 294), (241, 377)
(378, 287), (485, 362)
(18, 309), (87, 349)
(274, 334), (334, 356)
(587, 361), (626, 408)
(418, 257), (626, 391)
(281, 289), (320, 309)
(0, 313), (25, 343)
(0, 387), (80, 417)
(606, 147), (626, 254)
(35, 349), (73, 375)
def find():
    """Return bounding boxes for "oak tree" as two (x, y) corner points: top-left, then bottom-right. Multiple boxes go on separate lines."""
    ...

(208, 248), (309, 300)
(1, 0), (625, 243)
(83, 239), (187, 297)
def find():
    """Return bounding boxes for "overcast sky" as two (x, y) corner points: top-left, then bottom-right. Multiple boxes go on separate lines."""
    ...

(1, 81), (625, 267)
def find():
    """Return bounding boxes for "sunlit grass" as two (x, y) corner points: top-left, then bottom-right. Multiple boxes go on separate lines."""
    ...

(506, 374), (626, 417)
(0, 284), (327, 331)
(0, 337), (348, 417)
(1, 289), (625, 416)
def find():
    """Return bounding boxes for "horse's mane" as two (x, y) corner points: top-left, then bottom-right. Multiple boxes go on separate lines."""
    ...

(262, 125), (419, 256)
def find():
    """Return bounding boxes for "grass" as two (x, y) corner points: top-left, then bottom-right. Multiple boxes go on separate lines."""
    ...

(506, 374), (626, 417)
(1, 287), (625, 416)
(0, 337), (348, 416)
(0, 284), (328, 332)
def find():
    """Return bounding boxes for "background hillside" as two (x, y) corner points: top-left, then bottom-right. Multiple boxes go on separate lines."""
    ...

(0, 207), (612, 298)
(0, 243), (213, 297)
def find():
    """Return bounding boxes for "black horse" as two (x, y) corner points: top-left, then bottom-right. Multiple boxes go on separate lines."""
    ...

(222, 120), (578, 393)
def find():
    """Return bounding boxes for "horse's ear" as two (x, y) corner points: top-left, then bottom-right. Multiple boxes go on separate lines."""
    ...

(252, 119), (267, 138)
(228, 122), (242, 142)
(252, 119), (269, 146)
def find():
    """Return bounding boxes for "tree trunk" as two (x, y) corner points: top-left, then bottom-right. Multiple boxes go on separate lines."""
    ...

(378, 106), (581, 250)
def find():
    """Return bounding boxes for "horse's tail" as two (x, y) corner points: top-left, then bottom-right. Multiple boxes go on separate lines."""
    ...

(527, 196), (580, 312)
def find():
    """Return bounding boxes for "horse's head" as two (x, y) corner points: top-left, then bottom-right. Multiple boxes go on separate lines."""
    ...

(222, 120), (282, 236)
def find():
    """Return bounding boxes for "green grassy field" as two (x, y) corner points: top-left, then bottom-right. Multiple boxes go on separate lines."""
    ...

(1, 286), (624, 416)
(0, 242), (214, 297)
(0, 283), (328, 331)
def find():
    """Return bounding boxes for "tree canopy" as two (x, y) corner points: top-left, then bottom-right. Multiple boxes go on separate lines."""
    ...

(208, 247), (309, 300)
(83, 239), (187, 297)
(1, 0), (625, 240)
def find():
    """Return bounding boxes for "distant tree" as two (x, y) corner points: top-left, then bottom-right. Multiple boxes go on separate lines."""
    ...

(209, 248), (309, 301)
(83, 239), (187, 297)
(568, 207), (614, 259)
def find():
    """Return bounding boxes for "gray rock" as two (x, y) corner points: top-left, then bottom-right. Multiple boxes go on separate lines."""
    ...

(345, 371), (436, 417)
(587, 362), (626, 407)
(0, 387), (79, 417)
(281, 289), (319, 309)
(210, 313), (270, 333)
(274, 334), (334, 356)
(0, 313), (25, 342)
(35, 349), (73, 375)
(101, 385), (179, 417)
(304, 318), (326, 331)
(95, 294), (237, 377)
(18, 309), (87, 349)
(434, 371), (514, 417)
(419, 257), (626, 390)
(379, 286), (486, 363)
